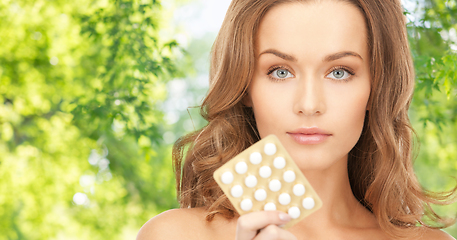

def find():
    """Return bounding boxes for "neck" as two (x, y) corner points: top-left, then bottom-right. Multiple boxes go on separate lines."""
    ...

(294, 155), (377, 231)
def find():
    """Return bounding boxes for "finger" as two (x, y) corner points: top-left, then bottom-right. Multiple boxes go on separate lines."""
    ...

(254, 225), (297, 240)
(236, 211), (292, 240)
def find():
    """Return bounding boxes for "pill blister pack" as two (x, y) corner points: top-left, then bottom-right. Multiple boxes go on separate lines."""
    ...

(213, 134), (322, 229)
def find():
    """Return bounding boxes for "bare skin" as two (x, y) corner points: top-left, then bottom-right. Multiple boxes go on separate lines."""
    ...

(137, 1), (456, 239)
(137, 207), (454, 240)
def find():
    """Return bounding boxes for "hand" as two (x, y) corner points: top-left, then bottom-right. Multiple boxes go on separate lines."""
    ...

(235, 211), (298, 240)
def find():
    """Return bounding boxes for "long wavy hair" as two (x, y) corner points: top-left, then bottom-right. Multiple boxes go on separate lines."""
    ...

(172, 0), (456, 238)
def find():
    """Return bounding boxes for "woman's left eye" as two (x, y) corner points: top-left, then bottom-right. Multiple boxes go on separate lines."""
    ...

(326, 68), (354, 81)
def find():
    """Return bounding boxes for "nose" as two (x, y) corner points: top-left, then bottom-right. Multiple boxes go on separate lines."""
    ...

(293, 75), (326, 116)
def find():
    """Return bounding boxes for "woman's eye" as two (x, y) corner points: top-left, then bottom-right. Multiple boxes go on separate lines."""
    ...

(326, 68), (352, 80)
(270, 68), (294, 79)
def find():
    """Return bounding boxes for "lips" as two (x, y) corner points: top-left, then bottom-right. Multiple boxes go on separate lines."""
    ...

(287, 127), (332, 145)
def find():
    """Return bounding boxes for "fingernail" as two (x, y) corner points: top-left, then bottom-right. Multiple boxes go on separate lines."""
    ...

(278, 212), (291, 222)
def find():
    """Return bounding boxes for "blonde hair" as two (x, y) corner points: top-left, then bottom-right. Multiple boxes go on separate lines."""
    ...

(173, 0), (456, 238)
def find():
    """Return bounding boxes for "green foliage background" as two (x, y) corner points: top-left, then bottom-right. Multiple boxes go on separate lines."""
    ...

(0, 0), (455, 239)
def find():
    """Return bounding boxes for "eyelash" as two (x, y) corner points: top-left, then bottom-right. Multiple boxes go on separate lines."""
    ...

(327, 66), (356, 83)
(266, 65), (292, 82)
(266, 65), (356, 83)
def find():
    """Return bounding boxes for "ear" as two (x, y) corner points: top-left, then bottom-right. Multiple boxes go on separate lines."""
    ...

(242, 92), (253, 107)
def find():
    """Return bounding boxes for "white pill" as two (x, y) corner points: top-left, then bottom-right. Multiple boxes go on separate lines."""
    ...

(288, 207), (301, 219)
(245, 175), (258, 188)
(235, 161), (248, 174)
(231, 185), (243, 198)
(283, 170), (296, 183)
(264, 143), (276, 155)
(249, 152), (262, 164)
(269, 179), (282, 192)
(259, 166), (272, 178)
(254, 189), (267, 201)
(264, 202), (277, 211)
(278, 193), (291, 205)
(293, 184), (305, 196)
(273, 157), (286, 169)
(302, 197), (315, 209)
(221, 171), (234, 184)
(240, 199), (253, 211)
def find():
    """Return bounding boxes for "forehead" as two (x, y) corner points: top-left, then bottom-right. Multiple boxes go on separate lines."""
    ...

(256, 1), (368, 61)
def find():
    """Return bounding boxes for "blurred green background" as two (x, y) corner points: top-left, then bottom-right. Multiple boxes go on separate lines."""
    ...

(0, 0), (456, 239)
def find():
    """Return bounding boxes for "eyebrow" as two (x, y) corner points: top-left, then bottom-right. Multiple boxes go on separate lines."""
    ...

(258, 49), (363, 62)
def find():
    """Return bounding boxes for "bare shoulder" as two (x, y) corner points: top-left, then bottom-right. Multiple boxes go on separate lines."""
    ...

(136, 208), (207, 240)
(136, 207), (236, 240)
(417, 227), (456, 240)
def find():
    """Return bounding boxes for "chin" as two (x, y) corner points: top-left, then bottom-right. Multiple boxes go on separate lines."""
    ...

(290, 145), (350, 170)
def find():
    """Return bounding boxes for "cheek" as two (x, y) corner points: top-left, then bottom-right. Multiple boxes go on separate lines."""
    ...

(249, 84), (290, 135)
(330, 84), (370, 144)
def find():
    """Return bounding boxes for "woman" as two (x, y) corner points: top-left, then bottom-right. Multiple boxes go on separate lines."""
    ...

(138, 0), (456, 239)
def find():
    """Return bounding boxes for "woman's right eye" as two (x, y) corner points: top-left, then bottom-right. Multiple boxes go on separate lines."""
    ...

(268, 68), (294, 81)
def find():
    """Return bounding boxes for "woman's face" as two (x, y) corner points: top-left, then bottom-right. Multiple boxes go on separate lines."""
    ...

(245, 1), (371, 171)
